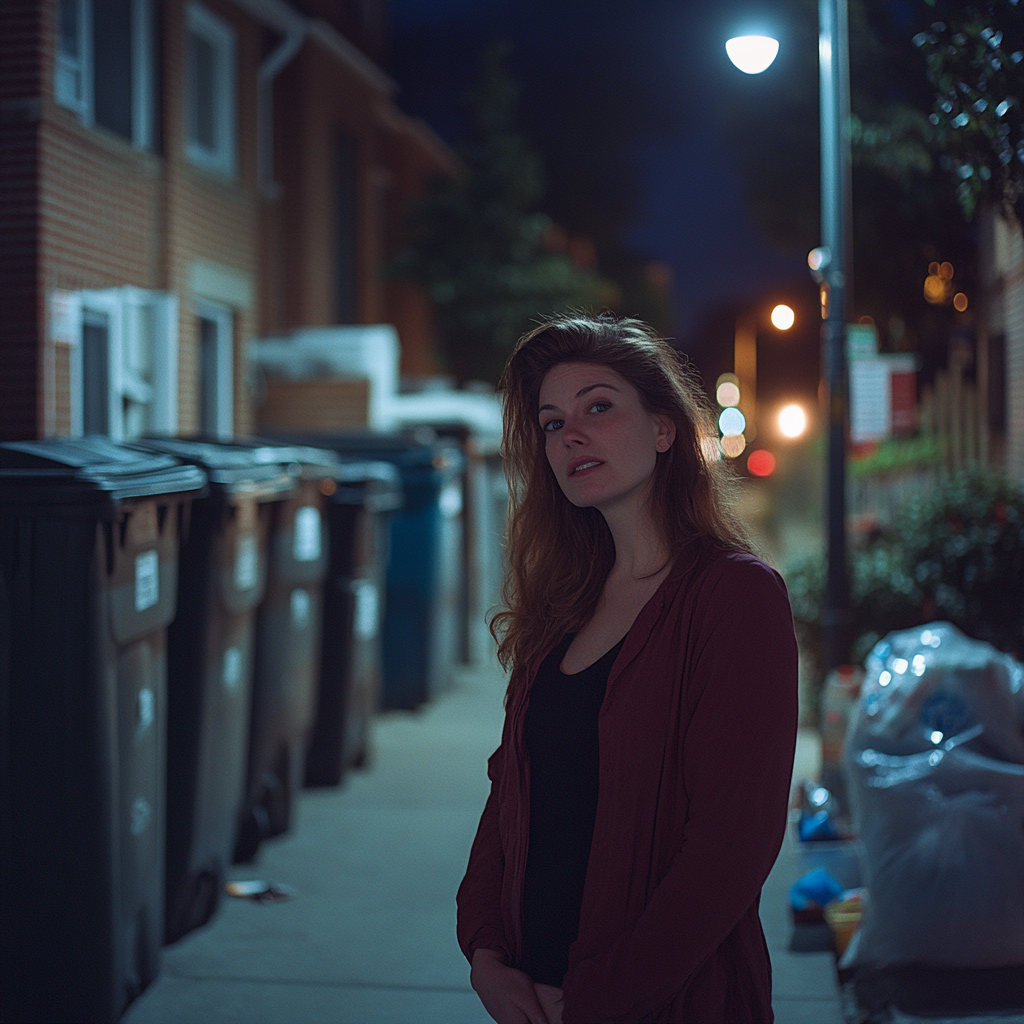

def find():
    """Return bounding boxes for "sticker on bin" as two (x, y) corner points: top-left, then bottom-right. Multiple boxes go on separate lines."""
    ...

(223, 646), (242, 690)
(290, 588), (311, 627)
(439, 481), (463, 517)
(353, 580), (379, 639)
(235, 532), (258, 590)
(293, 506), (322, 561)
(137, 687), (154, 736)
(134, 550), (159, 611)
(130, 796), (152, 837)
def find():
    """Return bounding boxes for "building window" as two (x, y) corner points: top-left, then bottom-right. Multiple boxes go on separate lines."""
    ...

(55, 288), (178, 439)
(185, 3), (235, 177)
(196, 300), (234, 439)
(54, 0), (155, 149)
(56, 0), (90, 115)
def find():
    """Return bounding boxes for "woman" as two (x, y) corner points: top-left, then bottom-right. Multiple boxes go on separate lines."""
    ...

(457, 314), (798, 1024)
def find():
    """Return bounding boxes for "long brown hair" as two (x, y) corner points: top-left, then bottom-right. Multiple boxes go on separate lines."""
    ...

(491, 313), (755, 696)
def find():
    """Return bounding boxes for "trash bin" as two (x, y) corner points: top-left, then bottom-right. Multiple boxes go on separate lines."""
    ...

(229, 442), (339, 862)
(304, 458), (402, 786)
(0, 437), (205, 1024)
(273, 432), (463, 710)
(130, 438), (294, 944)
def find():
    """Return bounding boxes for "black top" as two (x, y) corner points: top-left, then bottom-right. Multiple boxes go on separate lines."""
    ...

(519, 633), (625, 986)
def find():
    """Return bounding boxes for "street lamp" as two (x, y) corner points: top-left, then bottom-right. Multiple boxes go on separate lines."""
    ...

(727, 0), (853, 673)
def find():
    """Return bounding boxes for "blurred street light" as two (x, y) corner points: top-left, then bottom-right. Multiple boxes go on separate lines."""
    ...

(719, 407), (747, 436)
(779, 403), (808, 438)
(716, 374), (741, 407)
(727, 0), (853, 672)
(770, 303), (795, 330)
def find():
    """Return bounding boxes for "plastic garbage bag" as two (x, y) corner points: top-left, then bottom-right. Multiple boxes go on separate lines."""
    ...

(845, 622), (1024, 969)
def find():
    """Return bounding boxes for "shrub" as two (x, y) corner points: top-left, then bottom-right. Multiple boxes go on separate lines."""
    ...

(785, 466), (1024, 694)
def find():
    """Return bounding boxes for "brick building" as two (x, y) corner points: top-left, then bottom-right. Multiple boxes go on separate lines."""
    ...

(0, 0), (455, 443)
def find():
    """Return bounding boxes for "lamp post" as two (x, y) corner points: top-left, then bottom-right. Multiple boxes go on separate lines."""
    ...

(727, 0), (853, 673)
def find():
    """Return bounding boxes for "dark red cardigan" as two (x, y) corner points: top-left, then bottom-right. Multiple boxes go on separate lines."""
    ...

(456, 549), (799, 1024)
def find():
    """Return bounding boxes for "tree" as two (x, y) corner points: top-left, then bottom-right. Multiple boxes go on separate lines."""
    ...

(913, 0), (1024, 223)
(389, 43), (606, 384)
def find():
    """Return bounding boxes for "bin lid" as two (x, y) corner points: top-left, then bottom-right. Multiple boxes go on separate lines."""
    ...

(263, 430), (464, 475)
(131, 437), (296, 499)
(329, 460), (403, 510)
(237, 437), (347, 482)
(0, 437), (208, 516)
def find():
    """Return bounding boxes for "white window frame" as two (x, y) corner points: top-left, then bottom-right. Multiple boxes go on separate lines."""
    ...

(196, 299), (234, 440)
(55, 0), (92, 119)
(54, 0), (155, 150)
(130, 0), (155, 150)
(184, 3), (236, 177)
(61, 287), (179, 439)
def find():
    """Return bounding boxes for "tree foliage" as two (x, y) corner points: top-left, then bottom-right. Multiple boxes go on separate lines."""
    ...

(913, 0), (1024, 223)
(389, 43), (606, 384)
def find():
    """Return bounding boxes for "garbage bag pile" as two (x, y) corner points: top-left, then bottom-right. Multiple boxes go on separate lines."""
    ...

(845, 621), (1024, 969)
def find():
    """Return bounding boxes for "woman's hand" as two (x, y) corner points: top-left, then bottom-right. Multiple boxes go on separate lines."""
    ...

(470, 948), (551, 1024)
(534, 982), (564, 1024)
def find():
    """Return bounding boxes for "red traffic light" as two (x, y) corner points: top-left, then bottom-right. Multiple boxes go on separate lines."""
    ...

(747, 449), (776, 477)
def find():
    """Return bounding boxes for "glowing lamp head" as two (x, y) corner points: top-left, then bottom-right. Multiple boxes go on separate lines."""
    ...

(726, 35), (780, 75)
(778, 404), (807, 438)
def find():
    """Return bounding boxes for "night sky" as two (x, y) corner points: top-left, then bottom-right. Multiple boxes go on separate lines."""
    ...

(387, 0), (819, 401)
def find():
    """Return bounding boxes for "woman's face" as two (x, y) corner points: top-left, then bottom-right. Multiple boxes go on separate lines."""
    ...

(537, 361), (675, 517)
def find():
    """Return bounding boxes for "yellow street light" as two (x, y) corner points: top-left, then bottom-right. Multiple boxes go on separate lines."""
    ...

(778, 404), (807, 438)
(770, 303), (795, 330)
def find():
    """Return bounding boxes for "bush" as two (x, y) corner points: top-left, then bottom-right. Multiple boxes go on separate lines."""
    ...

(786, 466), (1024, 694)
(895, 467), (1024, 659)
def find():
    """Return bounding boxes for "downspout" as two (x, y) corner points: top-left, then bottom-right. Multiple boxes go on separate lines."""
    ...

(258, 19), (306, 196)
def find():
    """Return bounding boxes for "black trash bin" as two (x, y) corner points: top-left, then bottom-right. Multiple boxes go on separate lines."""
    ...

(229, 442), (339, 861)
(275, 433), (463, 710)
(304, 458), (402, 786)
(0, 438), (205, 1024)
(130, 438), (294, 943)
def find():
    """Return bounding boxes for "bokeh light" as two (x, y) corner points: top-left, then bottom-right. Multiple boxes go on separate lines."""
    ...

(716, 381), (741, 407)
(778, 404), (807, 438)
(747, 449), (776, 477)
(770, 304), (795, 330)
(725, 35), (780, 75)
(721, 434), (746, 458)
(953, 292), (968, 312)
(924, 274), (949, 304)
(718, 407), (746, 436)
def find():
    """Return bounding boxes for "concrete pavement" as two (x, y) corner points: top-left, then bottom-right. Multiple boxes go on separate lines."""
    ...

(123, 659), (843, 1024)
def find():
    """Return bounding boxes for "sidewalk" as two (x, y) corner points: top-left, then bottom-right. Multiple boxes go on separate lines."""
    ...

(123, 660), (842, 1024)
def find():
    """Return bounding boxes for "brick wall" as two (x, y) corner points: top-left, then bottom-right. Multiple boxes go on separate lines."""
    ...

(1, 0), (453, 442)
(0, 1), (43, 440)
(160, 0), (260, 435)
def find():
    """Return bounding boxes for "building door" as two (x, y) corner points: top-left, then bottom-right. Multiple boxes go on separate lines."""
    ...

(82, 309), (111, 435)
(197, 300), (233, 439)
